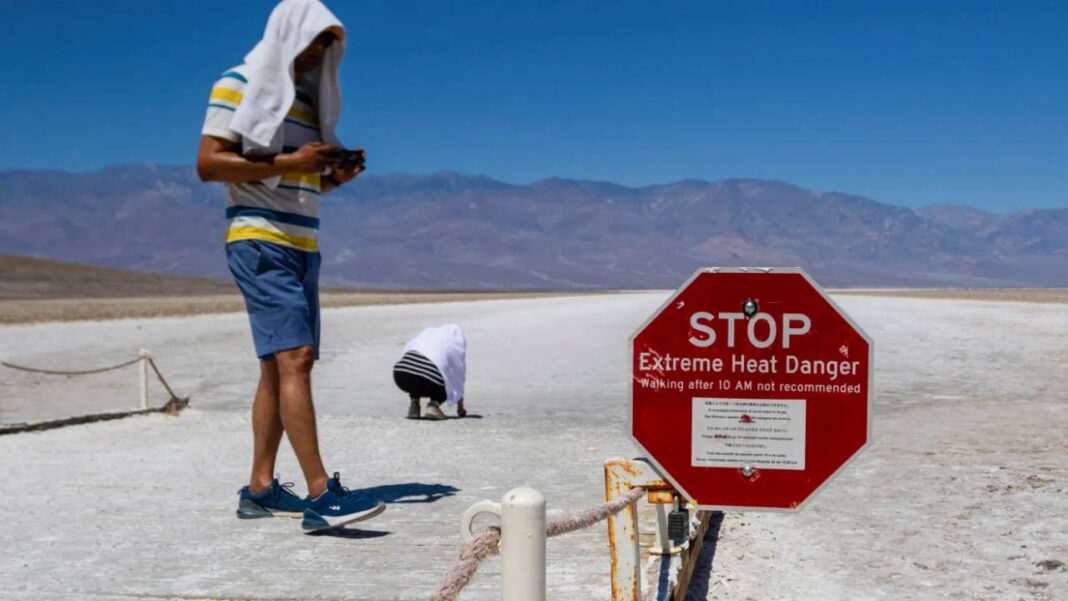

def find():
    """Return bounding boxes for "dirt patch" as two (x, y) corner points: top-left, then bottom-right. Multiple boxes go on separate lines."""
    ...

(0, 255), (602, 324)
(0, 291), (591, 324)
(0, 255), (235, 299)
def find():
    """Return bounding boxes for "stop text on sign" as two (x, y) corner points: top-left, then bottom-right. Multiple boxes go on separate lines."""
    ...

(688, 311), (810, 349)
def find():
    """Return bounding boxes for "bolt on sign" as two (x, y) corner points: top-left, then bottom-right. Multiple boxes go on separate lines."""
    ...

(629, 268), (873, 511)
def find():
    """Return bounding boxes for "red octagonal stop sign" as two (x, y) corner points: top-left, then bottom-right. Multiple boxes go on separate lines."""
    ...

(630, 268), (872, 511)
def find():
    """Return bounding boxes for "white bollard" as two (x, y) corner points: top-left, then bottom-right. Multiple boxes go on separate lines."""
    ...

(461, 486), (547, 601)
(500, 487), (546, 601)
(138, 349), (150, 410)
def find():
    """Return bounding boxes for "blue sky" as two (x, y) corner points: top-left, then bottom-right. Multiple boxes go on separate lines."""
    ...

(0, 0), (1064, 211)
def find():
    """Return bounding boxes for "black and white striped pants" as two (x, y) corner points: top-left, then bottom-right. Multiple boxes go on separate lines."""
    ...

(393, 350), (447, 403)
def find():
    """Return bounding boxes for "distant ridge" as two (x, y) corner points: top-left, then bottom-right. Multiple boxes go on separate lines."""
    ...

(0, 255), (233, 300)
(0, 165), (1065, 289)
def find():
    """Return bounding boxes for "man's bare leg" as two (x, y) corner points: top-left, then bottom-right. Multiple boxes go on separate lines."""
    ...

(249, 359), (283, 493)
(275, 345), (330, 497)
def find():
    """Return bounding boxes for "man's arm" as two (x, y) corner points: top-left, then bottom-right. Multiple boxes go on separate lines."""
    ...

(195, 136), (339, 183)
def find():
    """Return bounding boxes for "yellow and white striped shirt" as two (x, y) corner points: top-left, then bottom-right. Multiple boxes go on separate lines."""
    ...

(202, 65), (324, 252)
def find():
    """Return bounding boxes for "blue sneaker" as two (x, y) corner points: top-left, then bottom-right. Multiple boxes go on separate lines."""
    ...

(236, 478), (306, 519)
(302, 472), (386, 532)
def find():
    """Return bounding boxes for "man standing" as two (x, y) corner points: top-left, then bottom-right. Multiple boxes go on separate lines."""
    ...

(196, 0), (382, 532)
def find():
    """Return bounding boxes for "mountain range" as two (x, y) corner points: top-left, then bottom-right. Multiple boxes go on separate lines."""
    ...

(0, 164), (1064, 289)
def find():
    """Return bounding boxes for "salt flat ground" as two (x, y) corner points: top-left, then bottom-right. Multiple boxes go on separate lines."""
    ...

(0, 293), (1065, 601)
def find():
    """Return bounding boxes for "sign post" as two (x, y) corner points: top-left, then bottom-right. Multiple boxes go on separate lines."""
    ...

(630, 268), (872, 511)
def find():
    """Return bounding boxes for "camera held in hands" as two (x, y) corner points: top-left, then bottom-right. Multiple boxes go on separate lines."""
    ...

(334, 148), (365, 171)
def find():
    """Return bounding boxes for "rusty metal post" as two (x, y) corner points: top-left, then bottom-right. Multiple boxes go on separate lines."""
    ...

(604, 458), (674, 601)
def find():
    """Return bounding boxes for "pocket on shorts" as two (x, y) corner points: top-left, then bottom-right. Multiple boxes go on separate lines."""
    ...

(227, 241), (267, 277)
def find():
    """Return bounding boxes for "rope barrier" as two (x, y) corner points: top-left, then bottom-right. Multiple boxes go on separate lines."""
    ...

(0, 351), (189, 435)
(147, 357), (180, 401)
(546, 486), (646, 538)
(428, 486), (646, 601)
(428, 529), (502, 601)
(1, 356), (142, 376)
(1, 354), (180, 400)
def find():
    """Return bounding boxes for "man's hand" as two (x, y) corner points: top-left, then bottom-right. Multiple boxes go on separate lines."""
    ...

(277, 142), (340, 172)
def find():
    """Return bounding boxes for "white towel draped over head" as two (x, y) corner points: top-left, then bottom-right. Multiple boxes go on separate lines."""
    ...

(231, 0), (345, 164)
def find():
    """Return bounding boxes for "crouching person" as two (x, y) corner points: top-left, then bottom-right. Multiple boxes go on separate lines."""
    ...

(394, 324), (467, 420)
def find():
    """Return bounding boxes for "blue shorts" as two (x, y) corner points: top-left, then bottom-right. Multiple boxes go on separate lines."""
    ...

(226, 240), (321, 361)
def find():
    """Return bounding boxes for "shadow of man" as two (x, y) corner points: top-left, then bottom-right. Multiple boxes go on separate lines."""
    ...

(351, 482), (461, 505)
(307, 483), (461, 538)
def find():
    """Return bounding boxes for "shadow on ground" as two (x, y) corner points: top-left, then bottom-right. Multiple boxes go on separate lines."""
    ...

(682, 512), (725, 601)
(308, 484), (460, 538)
(409, 414), (484, 421)
(353, 482), (461, 505)
(307, 527), (391, 539)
